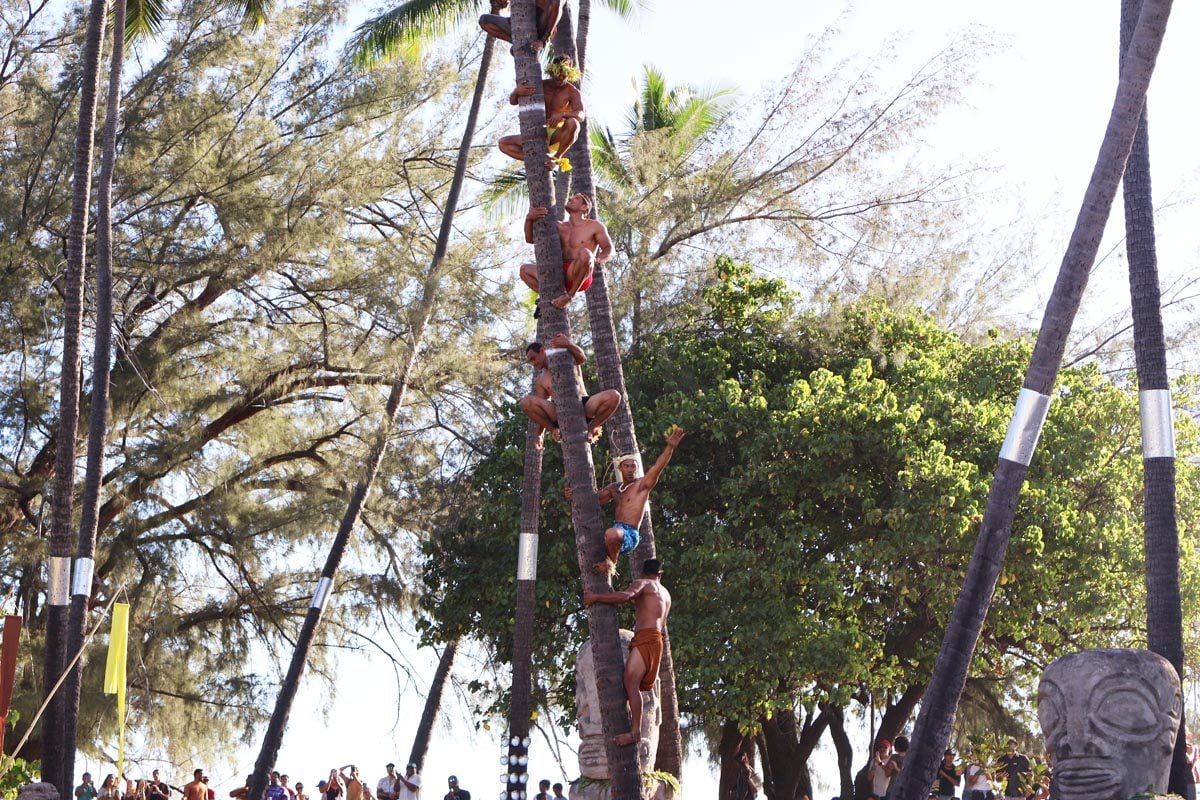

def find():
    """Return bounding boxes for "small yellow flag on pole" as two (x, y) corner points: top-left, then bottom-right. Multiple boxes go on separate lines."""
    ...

(104, 603), (129, 777)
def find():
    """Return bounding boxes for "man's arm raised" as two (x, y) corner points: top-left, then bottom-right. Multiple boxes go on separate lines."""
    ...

(549, 331), (586, 366)
(641, 425), (686, 490)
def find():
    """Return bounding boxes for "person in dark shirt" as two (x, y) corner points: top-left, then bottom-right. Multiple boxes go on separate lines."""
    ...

(936, 750), (960, 800)
(147, 771), (171, 800)
(443, 776), (469, 800)
(998, 740), (1031, 799)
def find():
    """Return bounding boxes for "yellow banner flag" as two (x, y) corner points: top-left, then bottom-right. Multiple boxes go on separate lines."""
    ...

(105, 603), (129, 777)
(104, 603), (128, 694)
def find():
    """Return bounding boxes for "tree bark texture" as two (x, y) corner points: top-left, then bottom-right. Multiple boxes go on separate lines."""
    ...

(407, 639), (459, 769)
(248, 29), (497, 798)
(509, 1), (642, 795)
(1118, 0), (1188, 796)
(43, 0), (109, 792)
(62, 0), (127, 783)
(891, 3), (1175, 799)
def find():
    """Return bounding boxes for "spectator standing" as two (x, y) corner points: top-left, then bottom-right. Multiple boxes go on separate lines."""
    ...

(100, 775), (120, 800)
(551, 786), (565, 800)
(732, 753), (761, 800)
(997, 740), (1030, 800)
(76, 774), (98, 800)
(532, 781), (549, 800)
(295, 783), (307, 800)
(891, 736), (910, 779)
(443, 777), (469, 800)
(377, 765), (399, 800)
(867, 742), (897, 799)
(183, 770), (207, 800)
(148, 770), (171, 800)
(340, 767), (364, 800)
(936, 751), (960, 800)
(265, 773), (289, 800)
(397, 764), (420, 800)
(279, 776), (295, 799)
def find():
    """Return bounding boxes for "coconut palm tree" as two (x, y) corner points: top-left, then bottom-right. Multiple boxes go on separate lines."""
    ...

(889, 3), (1175, 799)
(506, 1), (642, 796)
(41, 0), (113, 791)
(1119, 0), (1189, 795)
(407, 640), (459, 768)
(559, 65), (730, 780)
(55, 0), (278, 787)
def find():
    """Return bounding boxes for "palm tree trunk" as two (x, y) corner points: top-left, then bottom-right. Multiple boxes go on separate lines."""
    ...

(61, 0), (127, 785)
(43, 0), (109, 793)
(555, 18), (684, 780)
(509, 1), (642, 796)
(1119, 1), (1188, 796)
(890, 3), (1175, 799)
(248, 35), (495, 800)
(407, 639), (459, 769)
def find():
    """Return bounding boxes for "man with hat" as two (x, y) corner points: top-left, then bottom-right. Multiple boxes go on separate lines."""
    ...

(570, 425), (685, 576)
(397, 764), (420, 800)
(376, 765), (399, 800)
(583, 557), (673, 747)
(442, 776), (468, 800)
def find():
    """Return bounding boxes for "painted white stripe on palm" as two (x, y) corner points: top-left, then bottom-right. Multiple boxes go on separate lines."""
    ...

(1139, 388), (1175, 458)
(71, 557), (95, 597)
(999, 388), (1051, 466)
(48, 556), (71, 605)
(311, 576), (333, 612)
(518, 105), (545, 116)
(517, 533), (538, 581)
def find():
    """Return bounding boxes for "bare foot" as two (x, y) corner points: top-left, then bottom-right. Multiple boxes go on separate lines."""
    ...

(552, 428), (562, 442)
(551, 293), (572, 309)
(612, 733), (638, 747)
(545, 157), (558, 171)
(592, 559), (615, 576)
(587, 427), (602, 444)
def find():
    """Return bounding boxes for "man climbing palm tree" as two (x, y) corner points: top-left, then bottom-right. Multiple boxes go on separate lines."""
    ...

(479, 0), (561, 54)
(521, 333), (622, 448)
(499, 56), (584, 172)
(520, 193), (613, 312)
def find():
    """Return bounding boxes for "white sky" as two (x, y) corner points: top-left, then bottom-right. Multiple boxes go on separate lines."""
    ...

(81, 1), (1200, 797)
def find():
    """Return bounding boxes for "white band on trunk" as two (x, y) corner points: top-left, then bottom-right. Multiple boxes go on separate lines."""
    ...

(48, 556), (71, 606)
(311, 576), (333, 612)
(517, 534), (538, 581)
(71, 557), (95, 597)
(544, 347), (565, 356)
(999, 388), (1051, 466)
(1140, 389), (1175, 458)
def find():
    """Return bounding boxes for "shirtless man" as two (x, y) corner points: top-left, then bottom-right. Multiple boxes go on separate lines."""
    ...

(478, 0), (562, 54)
(522, 333), (621, 448)
(520, 193), (613, 311)
(498, 56), (584, 172)
(573, 426), (685, 576)
(583, 558), (672, 747)
(183, 772), (206, 800)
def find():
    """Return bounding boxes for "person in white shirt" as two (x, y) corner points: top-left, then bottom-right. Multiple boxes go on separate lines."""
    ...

(397, 765), (420, 800)
(376, 765), (398, 800)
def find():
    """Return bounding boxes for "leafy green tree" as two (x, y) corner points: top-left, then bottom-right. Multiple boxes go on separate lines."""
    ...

(892, 3), (1178, 797)
(422, 259), (1200, 800)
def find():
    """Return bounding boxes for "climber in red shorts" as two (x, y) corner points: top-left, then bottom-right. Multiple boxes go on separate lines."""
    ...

(519, 193), (613, 313)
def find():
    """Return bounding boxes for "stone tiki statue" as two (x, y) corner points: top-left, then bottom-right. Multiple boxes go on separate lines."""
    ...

(1038, 648), (1182, 800)
(573, 630), (669, 800)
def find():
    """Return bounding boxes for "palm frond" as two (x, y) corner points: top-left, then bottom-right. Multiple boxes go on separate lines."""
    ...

(123, 0), (167, 42)
(481, 166), (531, 219)
(230, 0), (272, 29)
(594, 0), (641, 21)
(347, 0), (479, 68)
(589, 124), (633, 189)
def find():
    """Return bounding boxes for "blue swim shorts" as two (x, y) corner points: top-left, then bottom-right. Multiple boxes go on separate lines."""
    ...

(614, 521), (640, 554)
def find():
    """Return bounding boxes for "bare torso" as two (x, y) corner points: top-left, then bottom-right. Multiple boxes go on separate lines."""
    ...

(542, 80), (579, 117)
(184, 783), (205, 800)
(611, 478), (653, 526)
(631, 578), (671, 631)
(556, 217), (605, 261)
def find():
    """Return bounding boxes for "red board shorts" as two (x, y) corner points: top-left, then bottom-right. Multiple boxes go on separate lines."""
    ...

(564, 259), (594, 295)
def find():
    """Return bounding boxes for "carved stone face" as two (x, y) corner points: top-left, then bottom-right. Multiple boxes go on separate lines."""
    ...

(1038, 649), (1181, 800)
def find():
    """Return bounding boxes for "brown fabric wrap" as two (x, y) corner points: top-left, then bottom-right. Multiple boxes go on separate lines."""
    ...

(628, 628), (663, 691)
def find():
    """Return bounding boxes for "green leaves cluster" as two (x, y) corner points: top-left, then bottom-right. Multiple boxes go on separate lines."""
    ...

(423, 257), (1200, 742)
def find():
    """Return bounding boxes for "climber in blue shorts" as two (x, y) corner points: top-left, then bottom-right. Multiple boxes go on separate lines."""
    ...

(566, 425), (686, 576)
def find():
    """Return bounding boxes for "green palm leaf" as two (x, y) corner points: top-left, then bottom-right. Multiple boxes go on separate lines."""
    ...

(480, 165), (531, 218)
(123, 0), (168, 41)
(231, 0), (272, 29)
(348, 0), (480, 67)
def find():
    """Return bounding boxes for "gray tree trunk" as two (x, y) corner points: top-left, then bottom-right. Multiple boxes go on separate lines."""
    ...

(508, 1), (642, 796)
(43, 0), (110, 792)
(890, 2), (1175, 798)
(62, 0), (127, 785)
(407, 640), (459, 769)
(1119, 1), (1189, 796)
